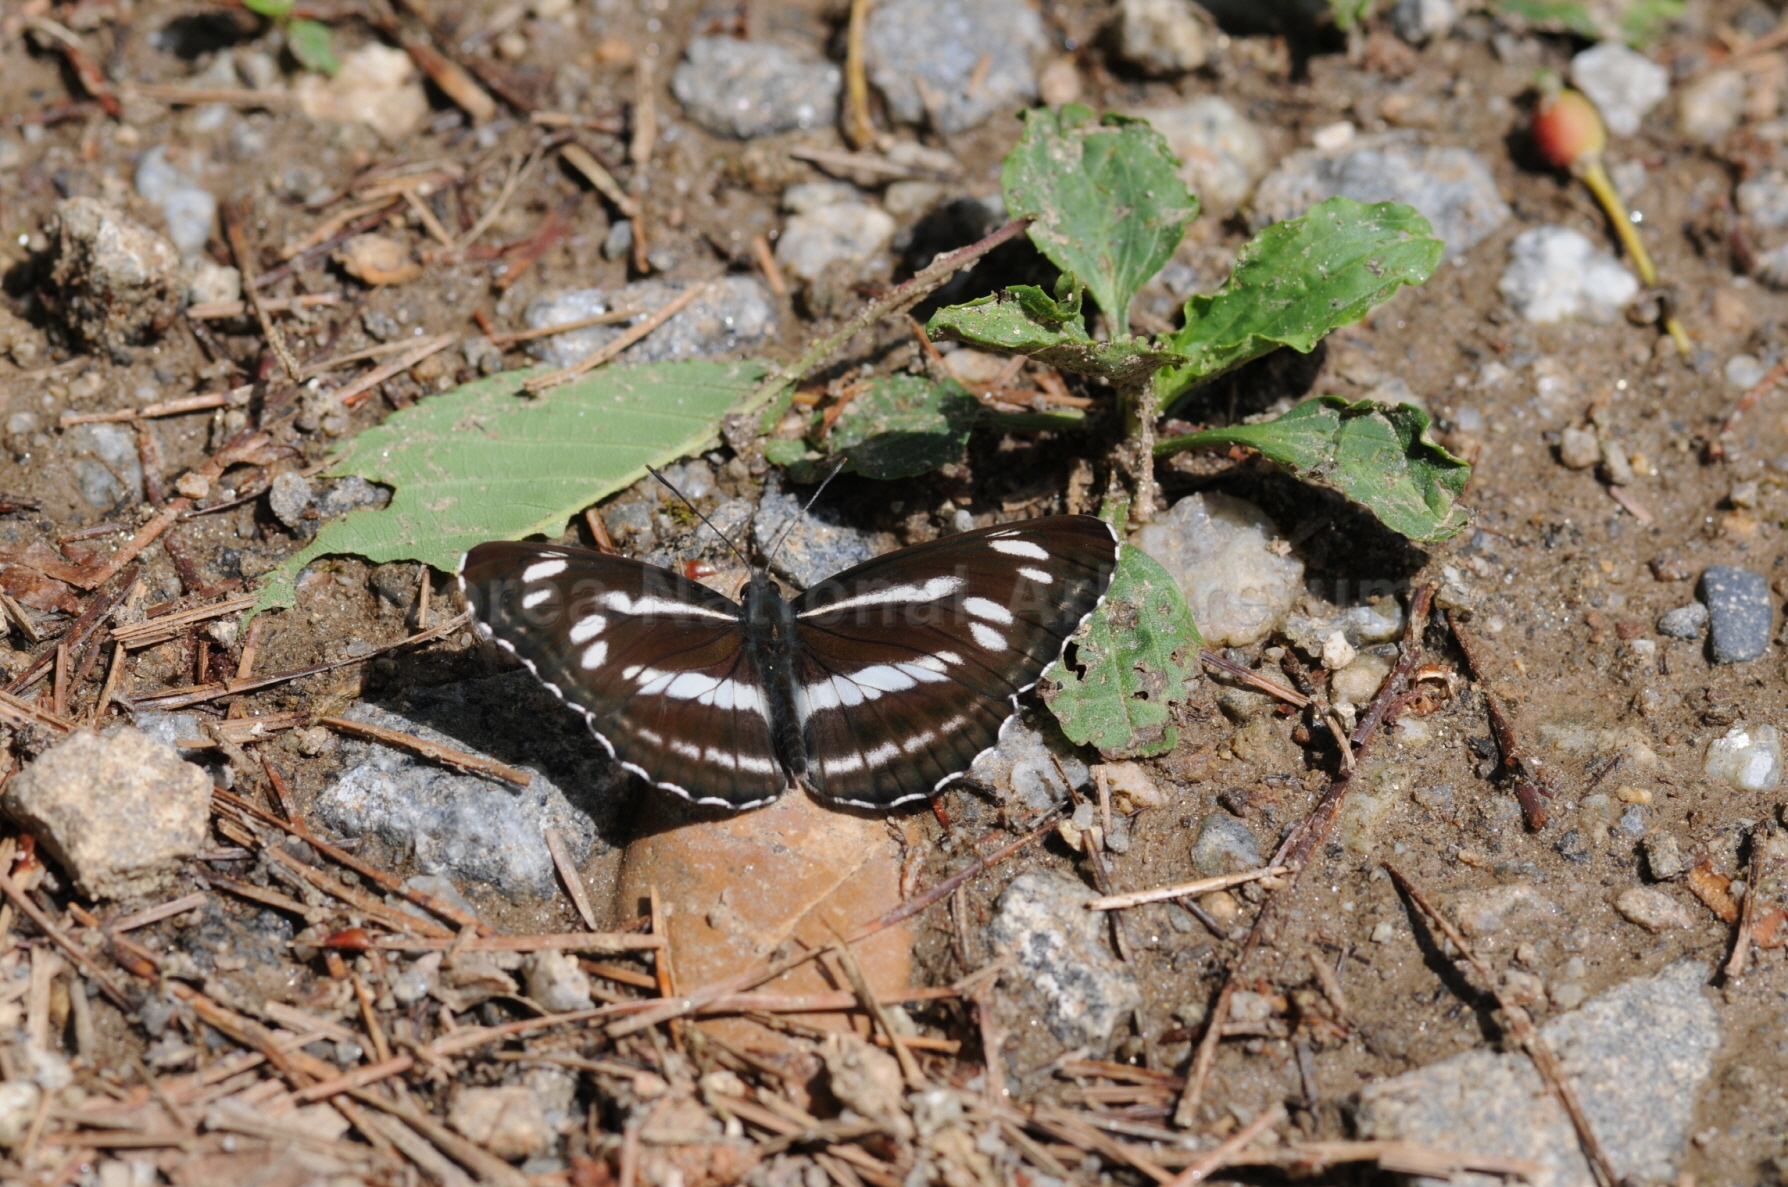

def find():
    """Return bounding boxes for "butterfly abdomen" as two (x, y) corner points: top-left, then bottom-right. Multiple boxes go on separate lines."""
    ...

(743, 574), (807, 780)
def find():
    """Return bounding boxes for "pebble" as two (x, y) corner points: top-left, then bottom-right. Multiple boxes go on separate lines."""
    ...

(1125, 97), (1270, 216)
(1188, 812), (1264, 876)
(1446, 883), (1558, 940)
(0, 1082), (40, 1147)
(1114, 0), (1213, 75)
(864, 0), (1045, 134)
(133, 146), (216, 260)
(1558, 425), (1601, 469)
(268, 470), (314, 529)
(750, 479), (881, 590)
(184, 258), (240, 306)
(968, 713), (1090, 812)
(523, 949), (595, 1013)
(1331, 653), (1393, 708)
(671, 37), (840, 139)
(1643, 832), (1687, 881)
(1133, 492), (1304, 647)
(1498, 226), (1639, 324)
(294, 43), (429, 142)
(45, 197), (182, 353)
(0, 133), (23, 173)
(449, 1086), (551, 1161)
(1701, 565), (1771, 663)
(1389, 0), (1456, 44)
(524, 277), (777, 370)
(1569, 42), (1669, 137)
(5, 728), (211, 899)
(1656, 602), (1708, 639)
(313, 701), (597, 898)
(1703, 724), (1782, 791)
(66, 423), (145, 508)
(1357, 961), (1718, 1185)
(1746, 242), (1788, 291)
(1678, 68), (1746, 144)
(775, 202), (896, 285)
(1615, 887), (1693, 931)
(1251, 142), (1511, 262)
(1279, 602), (1405, 655)
(1736, 173), (1788, 230)
(986, 872), (1141, 1048)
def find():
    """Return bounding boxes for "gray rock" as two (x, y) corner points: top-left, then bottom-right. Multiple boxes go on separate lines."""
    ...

(1569, 42), (1668, 137)
(45, 197), (183, 353)
(1251, 141), (1509, 262)
(1748, 242), (1788, 291)
(1445, 882), (1558, 939)
(987, 871), (1141, 1048)
(268, 470), (314, 529)
(1558, 424), (1600, 469)
(671, 37), (841, 139)
(4, 728), (211, 899)
(864, 0), (1046, 134)
(1679, 69), (1746, 144)
(522, 949), (594, 1013)
(1702, 724), (1782, 792)
(750, 482), (880, 590)
(1614, 887), (1692, 931)
(1356, 961), (1719, 1187)
(66, 422), (145, 509)
(524, 277), (777, 369)
(313, 475), (389, 519)
(1389, 0), (1455, 44)
(1126, 97), (1269, 216)
(134, 145), (216, 260)
(1132, 492), (1303, 647)
(184, 259), (240, 307)
(1115, 0), (1213, 75)
(782, 181), (861, 214)
(1701, 565), (1771, 663)
(313, 703), (597, 898)
(1498, 226), (1638, 324)
(1737, 172), (1788, 230)
(449, 1086), (551, 1161)
(601, 219), (632, 261)
(1279, 601), (1405, 655)
(1656, 602), (1708, 639)
(1189, 812), (1263, 876)
(775, 202), (896, 284)
(967, 712), (1090, 812)
(1616, 803), (1647, 837)
(1643, 832), (1686, 880)
(462, 336), (503, 376)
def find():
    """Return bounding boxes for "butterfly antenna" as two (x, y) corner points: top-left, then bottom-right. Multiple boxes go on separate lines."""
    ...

(644, 466), (752, 569)
(762, 460), (847, 570)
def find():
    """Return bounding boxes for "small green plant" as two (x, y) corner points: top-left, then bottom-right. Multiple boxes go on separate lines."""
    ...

(243, 0), (340, 76)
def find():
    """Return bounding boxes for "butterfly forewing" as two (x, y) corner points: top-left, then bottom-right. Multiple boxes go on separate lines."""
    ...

(788, 516), (1119, 807)
(458, 542), (788, 808)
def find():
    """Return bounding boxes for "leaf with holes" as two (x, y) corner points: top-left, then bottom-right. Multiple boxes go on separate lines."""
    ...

(1042, 543), (1204, 757)
(926, 279), (1186, 387)
(250, 359), (764, 618)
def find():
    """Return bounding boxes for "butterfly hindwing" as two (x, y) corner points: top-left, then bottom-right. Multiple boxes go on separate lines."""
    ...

(458, 542), (788, 808)
(788, 516), (1119, 807)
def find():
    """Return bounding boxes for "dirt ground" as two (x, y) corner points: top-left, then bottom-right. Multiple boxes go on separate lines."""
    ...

(2, 0), (1788, 1183)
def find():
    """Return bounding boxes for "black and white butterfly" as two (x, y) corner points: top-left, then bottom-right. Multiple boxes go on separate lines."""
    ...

(457, 512), (1118, 809)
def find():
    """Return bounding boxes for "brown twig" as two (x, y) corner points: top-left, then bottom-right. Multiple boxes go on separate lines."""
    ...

(751, 234), (787, 296)
(336, 333), (457, 407)
(843, 0), (875, 148)
(222, 200), (302, 383)
(318, 715), (532, 786)
(483, 306), (640, 347)
(1198, 650), (1312, 709)
(546, 827), (598, 930)
(1086, 867), (1291, 912)
(0, 841), (131, 1008)
(523, 282), (709, 392)
(1725, 835), (1767, 979)
(561, 141), (638, 219)
(1164, 1103), (1286, 1186)
(1448, 610), (1553, 830)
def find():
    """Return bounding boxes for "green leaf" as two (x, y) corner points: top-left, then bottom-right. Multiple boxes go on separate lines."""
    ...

(926, 284), (1185, 387)
(1002, 105), (1199, 339)
(1493, 0), (1601, 38)
(1154, 197), (1443, 407)
(824, 375), (981, 479)
(1328, 0), (1374, 28)
(243, 0), (296, 16)
(287, 18), (340, 76)
(1154, 396), (1472, 541)
(251, 360), (763, 617)
(1042, 543), (1204, 757)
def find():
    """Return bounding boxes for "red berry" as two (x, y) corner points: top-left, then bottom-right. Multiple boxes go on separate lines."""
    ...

(1532, 87), (1607, 171)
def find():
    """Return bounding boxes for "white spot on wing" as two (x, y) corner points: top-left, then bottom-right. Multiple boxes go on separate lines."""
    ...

(989, 538), (1048, 560)
(863, 742), (901, 767)
(1018, 566), (1052, 584)
(598, 591), (735, 620)
(798, 576), (965, 618)
(569, 614), (607, 643)
(580, 640), (608, 670)
(968, 622), (1007, 651)
(965, 596), (1014, 625)
(521, 589), (551, 609)
(522, 559), (568, 582)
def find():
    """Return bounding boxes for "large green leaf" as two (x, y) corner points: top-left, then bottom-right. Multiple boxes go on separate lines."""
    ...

(926, 281), (1185, 387)
(826, 375), (981, 479)
(1002, 105), (1198, 339)
(1154, 396), (1471, 541)
(1042, 543), (1204, 758)
(1154, 197), (1443, 406)
(252, 360), (763, 615)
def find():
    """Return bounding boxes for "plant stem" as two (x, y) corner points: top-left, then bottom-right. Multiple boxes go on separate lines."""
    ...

(1577, 157), (1691, 356)
(738, 217), (1033, 418)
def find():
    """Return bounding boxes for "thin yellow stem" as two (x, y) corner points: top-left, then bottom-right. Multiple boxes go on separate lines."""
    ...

(1578, 156), (1690, 354)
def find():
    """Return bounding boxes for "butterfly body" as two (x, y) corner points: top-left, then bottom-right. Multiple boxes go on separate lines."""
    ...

(458, 514), (1119, 809)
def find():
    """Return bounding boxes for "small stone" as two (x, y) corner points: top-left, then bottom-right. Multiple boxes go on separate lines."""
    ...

(1701, 565), (1772, 664)
(987, 871), (1140, 1048)
(1115, 0), (1214, 75)
(4, 729), (211, 899)
(1413, 783), (1455, 813)
(1331, 653), (1393, 708)
(1189, 812), (1264, 876)
(1558, 425), (1601, 469)
(1678, 69), (1746, 144)
(750, 480), (881, 591)
(969, 713), (1088, 811)
(183, 259), (240, 306)
(1499, 226), (1639, 324)
(335, 234), (423, 286)
(390, 952), (440, 1005)
(1615, 887), (1694, 931)
(294, 43), (429, 141)
(1703, 724), (1782, 792)
(1730, 480), (1760, 509)
(1126, 97), (1270, 216)
(313, 475), (387, 518)
(1569, 42), (1668, 137)
(1320, 631), (1357, 672)
(174, 472), (209, 499)
(1616, 804), (1648, 838)
(524, 277), (776, 369)
(1389, 0), (1456, 44)
(0, 1081), (41, 1147)
(1656, 603), (1708, 638)
(134, 146), (216, 260)
(267, 470), (313, 528)
(1738, 176), (1788, 232)
(449, 1085), (551, 1161)
(1037, 56), (1082, 108)
(821, 1033), (912, 1137)
(522, 949), (594, 1012)
(1251, 142), (1510, 262)
(295, 725), (335, 757)
(602, 219), (632, 261)
(1447, 883), (1559, 939)
(864, 0), (1045, 134)
(671, 37), (841, 139)
(45, 197), (182, 353)
(775, 202), (895, 284)
(1133, 492), (1304, 647)
(1370, 920), (1397, 943)
(67, 423), (145, 508)
(1643, 832), (1687, 881)
(1650, 552), (1693, 582)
